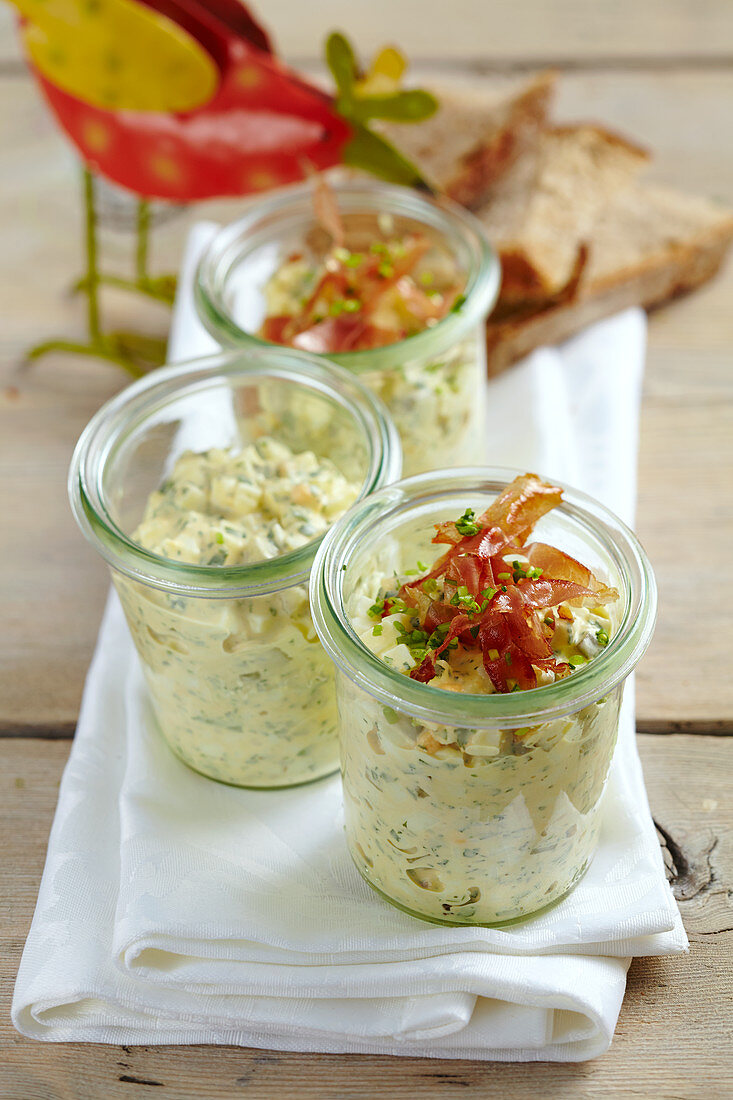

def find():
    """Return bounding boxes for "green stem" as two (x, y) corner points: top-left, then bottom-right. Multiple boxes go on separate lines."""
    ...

(136, 198), (151, 283)
(72, 272), (175, 304)
(83, 168), (101, 341)
(25, 338), (145, 378)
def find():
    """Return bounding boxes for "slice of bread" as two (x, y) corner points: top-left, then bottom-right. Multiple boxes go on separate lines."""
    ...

(476, 124), (650, 304)
(378, 72), (556, 209)
(485, 182), (733, 376)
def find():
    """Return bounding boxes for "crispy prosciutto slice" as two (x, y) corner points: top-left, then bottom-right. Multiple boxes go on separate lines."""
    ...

(519, 578), (604, 609)
(389, 473), (619, 692)
(292, 315), (369, 353)
(525, 542), (620, 605)
(479, 474), (563, 540)
(259, 184), (462, 354)
(430, 473), (560, 549)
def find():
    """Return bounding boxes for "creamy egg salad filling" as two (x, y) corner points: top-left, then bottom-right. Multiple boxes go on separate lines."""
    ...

(358, 572), (614, 689)
(259, 232), (486, 477)
(115, 437), (359, 787)
(338, 473), (623, 924)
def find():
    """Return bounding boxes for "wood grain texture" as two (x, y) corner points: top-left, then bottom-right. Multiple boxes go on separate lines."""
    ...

(2, 10), (732, 1093)
(4, 3), (733, 67)
(1, 734), (731, 1099)
(1, 69), (732, 731)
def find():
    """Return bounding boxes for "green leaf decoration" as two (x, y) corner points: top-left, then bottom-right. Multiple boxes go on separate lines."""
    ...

(347, 89), (438, 124)
(325, 31), (439, 192)
(341, 123), (435, 192)
(325, 32), (359, 97)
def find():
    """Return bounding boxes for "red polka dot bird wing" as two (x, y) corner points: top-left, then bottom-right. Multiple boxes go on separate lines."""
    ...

(14, 0), (353, 200)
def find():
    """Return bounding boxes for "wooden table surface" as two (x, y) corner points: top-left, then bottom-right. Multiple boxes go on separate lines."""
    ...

(1, 5), (732, 1098)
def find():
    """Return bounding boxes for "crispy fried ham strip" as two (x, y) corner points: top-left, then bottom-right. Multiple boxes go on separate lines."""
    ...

(479, 473), (563, 541)
(260, 176), (462, 353)
(263, 238), (442, 353)
(396, 473), (618, 691)
(433, 474), (563, 548)
(525, 543), (619, 605)
(311, 170), (345, 249)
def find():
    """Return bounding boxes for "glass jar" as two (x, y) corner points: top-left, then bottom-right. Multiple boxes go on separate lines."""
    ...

(310, 468), (657, 925)
(69, 349), (401, 788)
(195, 181), (500, 478)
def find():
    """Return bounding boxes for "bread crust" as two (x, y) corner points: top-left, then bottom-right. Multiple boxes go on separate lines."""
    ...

(445, 72), (556, 208)
(380, 74), (733, 377)
(478, 123), (650, 304)
(378, 72), (556, 209)
(485, 187), (733, 377)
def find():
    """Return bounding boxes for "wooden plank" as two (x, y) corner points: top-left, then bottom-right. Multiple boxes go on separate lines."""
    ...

(0, 10), (22, 67)
(0, 73), (256, 733)
(2, 67), (733, 731)
(512, 68), (733, 729)
(636, 371), (733, 730)
(261, 1), (733, 65)
(1, 733), (731, 1097)
(4, 3), (733, 67)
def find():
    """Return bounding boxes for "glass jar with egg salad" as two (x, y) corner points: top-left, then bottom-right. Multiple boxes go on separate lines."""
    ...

(194, 181), (500, 478)
(68, 348), (401, 788)
(310, 468), (657, 925)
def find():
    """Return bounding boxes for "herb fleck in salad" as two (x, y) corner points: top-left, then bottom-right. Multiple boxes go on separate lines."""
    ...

(256, 181), (488, 478)
(364, 472), (618, 692)
(116, 437), (359, 788)
(342, 474), (623, 924)
(261, 232), (463, 354)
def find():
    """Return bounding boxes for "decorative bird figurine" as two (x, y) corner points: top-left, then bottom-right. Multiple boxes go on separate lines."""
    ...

(7, 0), (437, 373)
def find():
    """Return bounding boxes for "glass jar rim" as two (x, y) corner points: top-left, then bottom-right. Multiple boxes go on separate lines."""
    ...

(310, 466), (658, 728)
(194, 179), (501, 369)
(69, 348), (402, 598)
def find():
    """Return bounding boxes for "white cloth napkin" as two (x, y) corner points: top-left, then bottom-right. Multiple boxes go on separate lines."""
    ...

(12, 223), (687, 1061)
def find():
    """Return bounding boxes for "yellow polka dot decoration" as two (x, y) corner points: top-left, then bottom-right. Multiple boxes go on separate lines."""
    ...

(13, 0), (219, 113)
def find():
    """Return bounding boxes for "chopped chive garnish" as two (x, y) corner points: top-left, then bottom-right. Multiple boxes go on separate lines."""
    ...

(329, 297), (362, 316)
(448, 584), (482, 613)
(455, 508), (480, 537)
